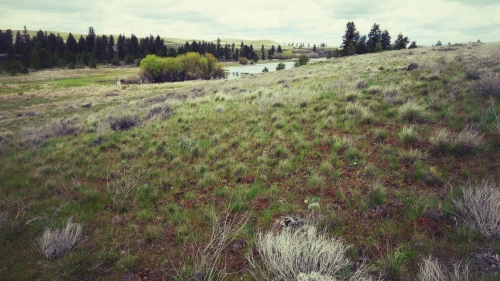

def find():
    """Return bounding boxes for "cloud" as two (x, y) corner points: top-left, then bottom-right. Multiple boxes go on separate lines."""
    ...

(0, 0), (499, 46)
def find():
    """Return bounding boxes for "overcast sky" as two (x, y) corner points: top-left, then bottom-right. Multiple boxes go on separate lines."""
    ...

(1, 0), (499, 47)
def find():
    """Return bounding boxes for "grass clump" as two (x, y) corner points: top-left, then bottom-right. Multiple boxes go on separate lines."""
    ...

(417, 256), (471, 281)
(36, 217), (82, 259)
(398, 101), (430, 123)
(429, 126), (482, 156)
(398, 126), (420, 146)
(247, 225), (373, 281)
(453, 181), (500, 238)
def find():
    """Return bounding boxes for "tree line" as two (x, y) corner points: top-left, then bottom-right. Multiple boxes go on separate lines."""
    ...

(339, 22), (417, 57)
(0, 26), (290, 75)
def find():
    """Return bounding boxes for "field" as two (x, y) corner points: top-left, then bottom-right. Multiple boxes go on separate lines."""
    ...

(1, 42), (500, 280)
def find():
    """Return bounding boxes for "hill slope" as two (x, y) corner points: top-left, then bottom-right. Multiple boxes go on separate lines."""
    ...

(1, 42), (500, 280)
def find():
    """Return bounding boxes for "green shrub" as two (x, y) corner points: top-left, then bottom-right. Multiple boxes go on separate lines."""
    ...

(276, 62), (286, 71)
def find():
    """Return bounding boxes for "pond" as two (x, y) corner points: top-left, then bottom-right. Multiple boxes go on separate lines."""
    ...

(224, 58), (328, 79)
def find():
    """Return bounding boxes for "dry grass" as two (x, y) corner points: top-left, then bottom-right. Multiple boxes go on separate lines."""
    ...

(453, 181), (500, 238)
(247, 225), (373, 281)
(21, 116), (82, 147)
(36, 217), (82, 259)
(417, 256), (470, 281)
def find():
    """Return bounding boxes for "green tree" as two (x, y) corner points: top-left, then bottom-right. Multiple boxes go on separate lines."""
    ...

(393, 33), (409, 50)
(294, 55), (309, 67)
(367, 23), (381, 52)
(380, 30), (391, 50)
(408, 41), (417, 49)
(88, 56), (97, 69)
(375, 42), (383, 52)
(111, 54), (120, 66)
(276, 62), (286, 70)
(124, 53), (134, 65)
(356, 35), (368, 54)
(347, 42), (356, 56)
(342, 21), (359, 55)
(86, 27), (96, 53)
(436, 40), (442, 46)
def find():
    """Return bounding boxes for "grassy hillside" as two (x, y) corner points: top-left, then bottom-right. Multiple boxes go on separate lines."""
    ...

(1, 43), (500, 280)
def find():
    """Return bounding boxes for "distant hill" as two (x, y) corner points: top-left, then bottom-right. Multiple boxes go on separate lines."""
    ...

(4, 29), (280, 47)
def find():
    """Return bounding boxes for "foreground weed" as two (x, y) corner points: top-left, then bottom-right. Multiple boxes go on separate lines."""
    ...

(36, 217), (82, 259)
(106, 161), (150, 212)
(247, 225), (373, 280)
(417, 255), (471, 281)
(453, 181), (500, 238)
(399, 101), (430, 123)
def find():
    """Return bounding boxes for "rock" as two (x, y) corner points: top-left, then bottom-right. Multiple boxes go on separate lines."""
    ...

(407, 63), (419, 71)
(81, 103), (92, 108)
(276, 215), (305, 229)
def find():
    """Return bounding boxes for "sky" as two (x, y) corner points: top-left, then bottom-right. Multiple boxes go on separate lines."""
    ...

(0, 0), (499, 47)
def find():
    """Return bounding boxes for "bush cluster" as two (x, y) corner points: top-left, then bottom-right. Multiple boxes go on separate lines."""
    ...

(140, 52), (225, 83)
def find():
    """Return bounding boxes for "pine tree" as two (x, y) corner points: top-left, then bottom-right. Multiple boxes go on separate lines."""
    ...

(77, 35), (86, 53)
(393, 33), (409, 50)
(341, 22), (360, 55)
(347, 42), (356, 56)
(14, 31), (22, 54)
(408, 41), (417, 49)
(356, 35), (368, 54)
(380, 30), (391, 50)
(86, 27), (96, 53)
(277, 45), (282, 53)
(367, 23), (381, 52)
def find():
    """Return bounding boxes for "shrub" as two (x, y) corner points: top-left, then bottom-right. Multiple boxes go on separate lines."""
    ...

(276, 62), (286, 71)
(247, 225), (373, 280)
(36, 217), (82, 259)
(383, 85), (402, 104)
(417, 256), (470, 281)
(478, 71), (500, 97)
(453, 181), (500, 238)
(111, 54), (120, 66)
(294, 55), (310, 67)
(145, 104), (172, 120)
(22, 117), (83, 147)
(107, 114), (139, 131)
(398, 101), (430, 123)
(238, 57), (249, 65)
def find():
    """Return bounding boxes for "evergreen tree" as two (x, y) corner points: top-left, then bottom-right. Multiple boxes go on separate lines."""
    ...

(14, 31), (22, 54)
(93, 36), (105, 63)
(117, 34), (126, 59)
(347, 42), (356, 56)
(277, 45), (282, 53)
(0, 30), (5, 54)
(436, 40), (442, 46)
(77, 35), (86, 53)
(107, 35), (115, 62)
(167, 47), (177, 57)
(130, 34), (139, 58)
(356, 35), (368, 54)
(66, 33), (77, 54)
(341, 21), (360, 55)
(86, 27), (96, 53)
(367, 23), (381, 52)
(88, 55), (97, 69)
(313, 44), (316, 52)
(380, 30), (391, 50)
(22, 26), (30, 48)
(4, 29), (13, 54)
(408, 41), (417, 49)
(393, 33), (409, 50)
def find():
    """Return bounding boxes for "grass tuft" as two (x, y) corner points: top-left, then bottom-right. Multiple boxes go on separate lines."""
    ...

(36, 217), (82, 259)
(453, 181), (500, 238)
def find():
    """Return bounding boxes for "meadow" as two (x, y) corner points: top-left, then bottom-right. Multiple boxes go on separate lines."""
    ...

(1, 42), (500, 280)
